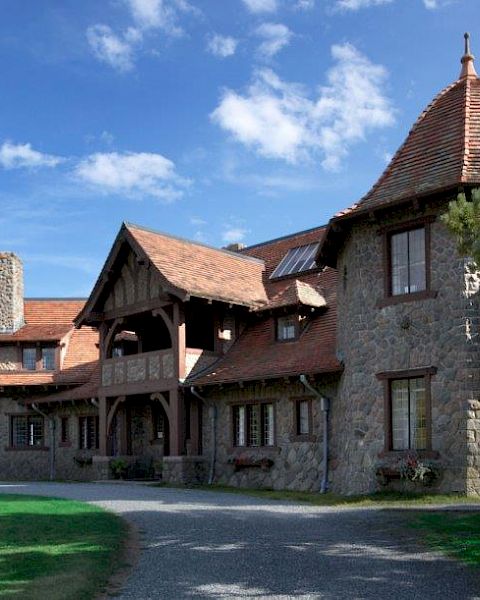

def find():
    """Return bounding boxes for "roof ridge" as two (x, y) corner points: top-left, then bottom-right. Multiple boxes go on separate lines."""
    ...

(242, 224), (326, 251)
(461, 76), (472, 182)
(357, 78), (462, 208)
(124, 221), (265, 266)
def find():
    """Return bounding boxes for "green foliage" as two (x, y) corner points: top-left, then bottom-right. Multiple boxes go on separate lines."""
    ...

(441, 188), (480, 264)
(0, 495), (127, 599)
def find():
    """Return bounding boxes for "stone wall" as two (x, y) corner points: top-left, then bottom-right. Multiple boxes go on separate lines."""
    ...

(0, 397), (102, 481)
(0, 253), (24, 334)
(0, 346), (20, 370)
(202, 378), (338, 492)
(332, 201), (480, 495)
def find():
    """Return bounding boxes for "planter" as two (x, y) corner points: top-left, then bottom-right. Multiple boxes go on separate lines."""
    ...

(228, 457), (274, 472)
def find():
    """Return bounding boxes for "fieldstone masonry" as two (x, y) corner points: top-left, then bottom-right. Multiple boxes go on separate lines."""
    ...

(0, 253), (24, 334)
(331, 201), (480, 495)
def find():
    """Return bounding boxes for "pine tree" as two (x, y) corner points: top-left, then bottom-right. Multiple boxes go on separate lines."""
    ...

(441, 188), (480, 264)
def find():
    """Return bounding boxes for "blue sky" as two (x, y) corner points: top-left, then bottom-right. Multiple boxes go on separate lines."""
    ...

(0, 0), (477, 297)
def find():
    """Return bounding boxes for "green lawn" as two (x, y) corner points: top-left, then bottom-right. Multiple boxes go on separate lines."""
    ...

(0, 495), (128, 600)
(412, 512), (480, 566)
(174, 483), (480, 508)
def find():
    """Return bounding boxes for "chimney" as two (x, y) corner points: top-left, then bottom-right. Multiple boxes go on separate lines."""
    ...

(0, 253), (24, 334)
(223, 243), (246, 253)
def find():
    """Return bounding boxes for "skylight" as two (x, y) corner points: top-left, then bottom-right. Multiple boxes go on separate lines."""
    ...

(270, 243), (319, 279)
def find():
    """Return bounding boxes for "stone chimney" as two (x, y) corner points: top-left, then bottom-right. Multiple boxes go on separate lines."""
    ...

(0, 253), (24, 334)
(223, 243), (246, 253)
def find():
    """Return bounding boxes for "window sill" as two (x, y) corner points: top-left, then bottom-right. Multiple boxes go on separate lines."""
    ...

(378, 450), (440, 460)
(5, 446), (49, 452)
(377, 289), (438, 308)
(229, 446), (280, 454)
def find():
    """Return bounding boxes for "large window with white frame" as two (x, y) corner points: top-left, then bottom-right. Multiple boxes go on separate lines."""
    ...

(233, 403), (274, 447)
(10, 415), (44, 448)
(390, 377), (427, 450)
(389, 227), (426, 296)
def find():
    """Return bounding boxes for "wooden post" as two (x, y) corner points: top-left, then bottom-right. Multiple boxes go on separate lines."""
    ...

(98, 395), (108, 455)
(169, 387), (185, 456)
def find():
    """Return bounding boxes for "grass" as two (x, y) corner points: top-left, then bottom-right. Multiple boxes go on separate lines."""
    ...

(165, 482), (480, 507)
(0, 495), (128, 600)
(412, 512), (480, 566)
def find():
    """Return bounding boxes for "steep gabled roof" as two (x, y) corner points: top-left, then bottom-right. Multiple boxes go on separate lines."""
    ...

(76, 223), (268, 325)
(126, 223), (268, 308)
(0, 300), (98, 387)
(318, 37), (480, 266)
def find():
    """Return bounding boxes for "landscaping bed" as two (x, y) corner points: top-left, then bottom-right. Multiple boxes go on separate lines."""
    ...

(0, 494), (128, 599)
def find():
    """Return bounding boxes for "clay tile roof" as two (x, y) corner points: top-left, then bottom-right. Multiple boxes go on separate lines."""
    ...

(258, 280), (327, 311)
(125, 223), (268, 308)
(0, 299), (99, 387)
(24, 366), (101, 404)
(0, 299), (86, 342)
(342, 43), (480, 217)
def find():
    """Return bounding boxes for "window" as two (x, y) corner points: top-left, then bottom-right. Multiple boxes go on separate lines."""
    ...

(270, 243), (319, 279)
(277, 315), (297, 341)
(295, 399), (311, 436)
(390, 378), (427, 450)
(42, 347), (56, 371)
(11, 415), (44, 448)
(389, 227), (426, 296)
(60, 417), (69, 444)
(233, 403), (274, 447)
(22, 347), (36, 371)
(79, 416), (99, 450)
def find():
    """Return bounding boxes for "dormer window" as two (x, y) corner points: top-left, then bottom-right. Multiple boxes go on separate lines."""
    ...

(270, 243), (319, 279)
(277, 315), (298, 341)
(42, 347), (56, 371)
(22, 347), (36, 371)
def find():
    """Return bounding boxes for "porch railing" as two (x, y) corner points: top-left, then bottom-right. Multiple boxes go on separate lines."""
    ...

(101, 349), (175, 390)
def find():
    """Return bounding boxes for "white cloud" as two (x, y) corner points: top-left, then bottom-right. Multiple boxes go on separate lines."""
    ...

(75, 151), (188, 201)
(207, 34), (238, 58)
(87, 24), (137, 71)
(336, 0), (392, 9)
(222, 227), (248, 243)
(295, 0), (315, 8)
(126, 0), (195, 36)
(190, 216), (207, 226)
(242, 0), (278, 13)
(0, 141), (64, 170)
(211, 43), (395, 169)
(255, 23), (292, 59)
(88, 0), (197, 71)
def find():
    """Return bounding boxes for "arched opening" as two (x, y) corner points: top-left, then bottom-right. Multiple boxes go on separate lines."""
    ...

(107, 311), (172, 358)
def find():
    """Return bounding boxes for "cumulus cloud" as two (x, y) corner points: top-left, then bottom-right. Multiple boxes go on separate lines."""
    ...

(0, 141), (64, 170)
(75, 151), (188, 200)
(242, 0), (278, 13)
(255, 23), (292, 59)
(87, 25), (137, 71)
(222, 227), (248, 244)
(87, 0), (197, 71)
(207, 34), (238, 58)
(336, 0), (392, 9)
(211, 43), (395, 170)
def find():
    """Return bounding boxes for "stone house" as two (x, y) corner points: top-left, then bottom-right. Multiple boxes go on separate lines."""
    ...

(1, 40), (480, 494)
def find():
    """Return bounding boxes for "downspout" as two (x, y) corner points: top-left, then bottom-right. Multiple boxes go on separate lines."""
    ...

(299, 375), (330, 494)
(190, 386), (217, 485)
(31, 403), (56, 482)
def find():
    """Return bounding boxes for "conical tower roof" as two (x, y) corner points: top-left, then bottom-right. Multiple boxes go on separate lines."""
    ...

(358, 32), (480, 212)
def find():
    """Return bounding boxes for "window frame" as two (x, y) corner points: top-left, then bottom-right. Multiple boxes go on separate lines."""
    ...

(10, 414), (45, 449)
(378, 216), (437, 307)
(377, 367), (436, 455)
(276, 314), (299, 342)
(78, 415), (99, 450)
(22, 347), (37, 371)
(291, 397), (314, 440)
(231, 400), (276, 449)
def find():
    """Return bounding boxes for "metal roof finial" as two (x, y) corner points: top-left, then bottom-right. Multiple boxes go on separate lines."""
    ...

(460, 32), (477, 79)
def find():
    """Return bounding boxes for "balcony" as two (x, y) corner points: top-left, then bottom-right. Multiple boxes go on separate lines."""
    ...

(100, 349), (175, 395)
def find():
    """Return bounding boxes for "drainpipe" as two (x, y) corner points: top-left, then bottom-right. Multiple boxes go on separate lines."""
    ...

(31, 403), (56, 482)
(190, 386), (217, 485)
(299, 375), (330, 494)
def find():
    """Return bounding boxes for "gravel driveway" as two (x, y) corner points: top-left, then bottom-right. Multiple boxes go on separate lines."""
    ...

(0, 481), (479, 599)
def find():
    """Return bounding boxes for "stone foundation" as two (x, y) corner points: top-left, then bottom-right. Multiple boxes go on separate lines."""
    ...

(162, 456), (208, 485)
